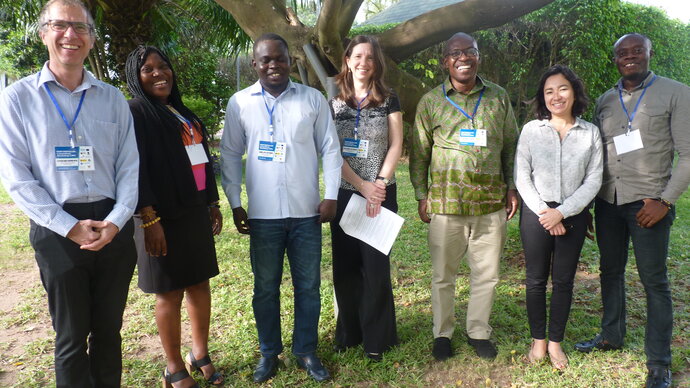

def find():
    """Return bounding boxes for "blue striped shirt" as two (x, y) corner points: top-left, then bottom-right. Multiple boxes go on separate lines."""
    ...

(0, 63), (139, 236)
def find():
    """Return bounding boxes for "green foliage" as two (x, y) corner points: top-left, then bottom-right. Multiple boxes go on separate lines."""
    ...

(171, 44), (235, 136)
(349, 22), (399, 37)
(0, 19), (46, 78)
(398, 43), (446, 89)
(474, 0), (690, 125)
(182, 95), (221, 137)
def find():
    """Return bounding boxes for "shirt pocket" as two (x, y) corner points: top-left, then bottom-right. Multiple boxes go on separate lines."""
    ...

(291, 110), (317, 144)
(83, 119), (120, 162)
(597, 110), (617, 143)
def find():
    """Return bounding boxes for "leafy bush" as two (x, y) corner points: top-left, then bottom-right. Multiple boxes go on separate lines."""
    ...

(183, 95), (222, 138)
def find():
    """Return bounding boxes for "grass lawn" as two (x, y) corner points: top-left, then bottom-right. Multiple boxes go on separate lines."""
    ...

(0, 160), (688, 387)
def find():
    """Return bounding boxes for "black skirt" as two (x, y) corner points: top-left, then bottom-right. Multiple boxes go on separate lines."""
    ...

(137, 204), (219, 293)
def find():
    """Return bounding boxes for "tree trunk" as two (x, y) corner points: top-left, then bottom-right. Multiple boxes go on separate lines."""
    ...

(214, 0), (554, 122)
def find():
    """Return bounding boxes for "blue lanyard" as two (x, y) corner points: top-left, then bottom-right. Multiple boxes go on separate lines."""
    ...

(167, 106), (196, 144)
(618, 75), (656, 133)
(44, 84), (86, 148)
(261, 88), (276, 141)
(442, 83), (485, 128)
(353, 92), (369, 140)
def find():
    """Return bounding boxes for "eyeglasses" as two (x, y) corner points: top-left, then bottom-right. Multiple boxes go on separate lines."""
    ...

(445, 48), (479, 59)
(42, 20), (94, 35)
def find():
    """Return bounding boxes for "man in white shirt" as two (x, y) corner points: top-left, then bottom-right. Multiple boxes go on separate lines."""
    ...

(220, 33), (342, 383)
(0, 1), (138, 386)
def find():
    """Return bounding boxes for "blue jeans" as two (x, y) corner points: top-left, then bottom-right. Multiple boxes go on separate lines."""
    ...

(249, 216), (322, 357)
(595, 198), (674, 367)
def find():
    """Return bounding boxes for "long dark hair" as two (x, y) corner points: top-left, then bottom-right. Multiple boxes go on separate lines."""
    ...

(125, 45), (208, 138)
(335, 35), (390, 106)
(533, 64), (589, 120)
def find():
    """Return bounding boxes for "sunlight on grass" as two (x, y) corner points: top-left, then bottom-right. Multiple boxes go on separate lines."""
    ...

(1, 163), (688, 387)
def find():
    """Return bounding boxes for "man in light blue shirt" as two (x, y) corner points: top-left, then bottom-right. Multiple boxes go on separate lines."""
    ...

(221, 33), (342, 383)
(0, 1), (138, 387)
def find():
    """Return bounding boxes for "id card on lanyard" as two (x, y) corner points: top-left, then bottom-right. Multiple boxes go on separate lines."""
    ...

(258, 88), (287, 162)
(168, 106), (209, 165)
(442, 84), (487, 147)
(613, 75), (656, 155)
(342, 93), (370, 158)
(44, 83), (95, 171)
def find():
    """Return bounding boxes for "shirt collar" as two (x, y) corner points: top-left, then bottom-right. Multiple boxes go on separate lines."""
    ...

(250, 79), (296, 98)
(614, 71), (656, 92)
(540, 116), (587, 130)
(443, 75), (486, 96)
(36, 61), (100, 93)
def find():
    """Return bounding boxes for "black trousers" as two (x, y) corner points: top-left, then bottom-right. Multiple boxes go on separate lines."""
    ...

(30, 199), (136, 388)
(330, 186), (399, 354)
(520, 202), (588, 342)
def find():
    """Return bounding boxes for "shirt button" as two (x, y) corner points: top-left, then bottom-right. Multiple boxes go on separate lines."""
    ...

(78, 136), (83, 140)
(617, 159), (621, 162)
(616, 176), (620, 179)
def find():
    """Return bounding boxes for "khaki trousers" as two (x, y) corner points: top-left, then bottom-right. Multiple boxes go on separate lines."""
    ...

(429, 210), (506, 340)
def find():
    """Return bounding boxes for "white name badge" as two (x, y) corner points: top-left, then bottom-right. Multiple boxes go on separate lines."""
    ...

(55, 146), (95, 171)
(258, 140), (287, 162)
(459, 129), (487, 147)
(342, 138), (369, 158)
(613, 129), (644, 155)
(185, 143), (209, 166)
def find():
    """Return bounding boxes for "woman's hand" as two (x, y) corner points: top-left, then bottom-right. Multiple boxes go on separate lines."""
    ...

(144, 221), (167, 256)
(548, 222), (567, 236)
(209, 206), (223, 235)
(366, 200), (381, 218)
(538, 208), (564, 230)
(359, 180), (386, 205)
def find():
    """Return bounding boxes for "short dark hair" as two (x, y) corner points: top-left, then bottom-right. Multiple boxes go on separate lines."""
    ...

(39, 0), (94, 33)
(614, 33), (652, 55)
(442, 32), (477, 57)
(533, 64), (589, 120)
(253, 33), (289, 56)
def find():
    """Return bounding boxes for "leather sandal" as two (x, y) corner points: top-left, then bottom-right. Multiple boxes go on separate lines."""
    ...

(184, 351), (223, 386)
(548, 349), (568, 371)
(162, 368), (199, 388)
(527, 339), (546, 363)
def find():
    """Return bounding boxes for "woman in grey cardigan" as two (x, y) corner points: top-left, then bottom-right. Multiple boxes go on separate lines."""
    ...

(515, 65), (603, 370)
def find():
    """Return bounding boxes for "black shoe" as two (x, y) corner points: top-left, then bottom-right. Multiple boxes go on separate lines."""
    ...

(432, 337), (453, 361)
(252, 356), (278, 383)
(574, 334), (622, 353)
(646, 367), (671, 388)
(365, 352), (382, 362)
(296, 354), (331, 382)
(467, 338), (497, 360)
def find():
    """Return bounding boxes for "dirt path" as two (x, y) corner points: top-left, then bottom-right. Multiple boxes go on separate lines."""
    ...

(0, 264), (53, 387)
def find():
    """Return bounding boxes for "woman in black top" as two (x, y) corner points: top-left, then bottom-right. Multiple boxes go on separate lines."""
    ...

(125, 46), (222, 388)
(329, 35), (403, 361)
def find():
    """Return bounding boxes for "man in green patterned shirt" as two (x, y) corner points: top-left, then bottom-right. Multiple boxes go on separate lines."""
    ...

(409, 32), (519, 361)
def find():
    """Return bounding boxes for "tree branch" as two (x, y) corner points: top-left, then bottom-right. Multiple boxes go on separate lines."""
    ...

(378, 0), (555, 62)
(315, 0), (344, 68)
(338, 0), (364, 38)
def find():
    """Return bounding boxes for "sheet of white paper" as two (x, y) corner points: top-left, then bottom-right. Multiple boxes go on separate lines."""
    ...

(338, 194), (405, 255)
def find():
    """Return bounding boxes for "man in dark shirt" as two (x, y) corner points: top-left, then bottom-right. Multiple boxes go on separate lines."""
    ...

(575, 33), (690, 388)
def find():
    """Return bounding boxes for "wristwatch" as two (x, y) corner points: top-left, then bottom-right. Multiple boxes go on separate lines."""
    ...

(376, 175), (390, 185)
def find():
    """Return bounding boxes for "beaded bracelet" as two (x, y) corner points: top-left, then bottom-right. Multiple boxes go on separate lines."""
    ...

(140, 216), (161, 228)
(139, 209), (157, 219)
